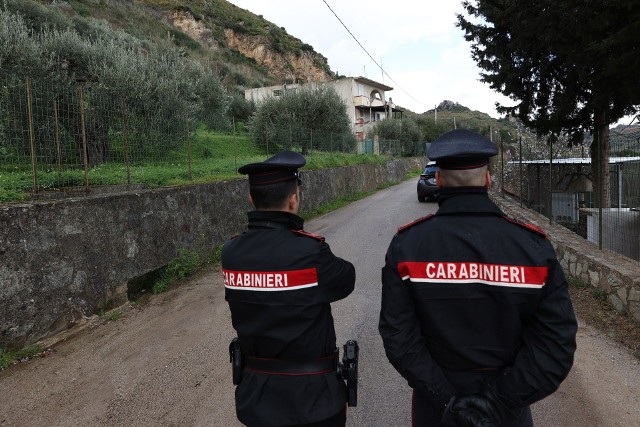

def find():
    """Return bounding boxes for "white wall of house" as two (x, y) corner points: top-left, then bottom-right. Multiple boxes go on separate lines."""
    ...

(244, 77), (396, 141)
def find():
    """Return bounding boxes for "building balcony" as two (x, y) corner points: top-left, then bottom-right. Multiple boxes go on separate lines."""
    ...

(353, 95), (370, 107)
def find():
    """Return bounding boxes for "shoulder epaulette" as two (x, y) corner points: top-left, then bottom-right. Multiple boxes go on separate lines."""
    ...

(291, 229), (325, 242)
(397, 214), (435, 233)
(502, 215), (547, 238)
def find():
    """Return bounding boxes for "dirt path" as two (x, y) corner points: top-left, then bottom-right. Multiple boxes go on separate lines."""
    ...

(1, 181), (639, 426)
(0, 271), (241, 427)
(1, 271), (638, 427)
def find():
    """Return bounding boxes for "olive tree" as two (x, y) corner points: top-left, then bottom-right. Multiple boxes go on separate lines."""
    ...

(249, 85), (353, 153)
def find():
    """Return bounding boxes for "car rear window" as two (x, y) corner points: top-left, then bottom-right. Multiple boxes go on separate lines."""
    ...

(423, 166), (438, 174)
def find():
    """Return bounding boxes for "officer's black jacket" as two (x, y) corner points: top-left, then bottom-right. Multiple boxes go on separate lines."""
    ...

(379, 188), (577, 412)
(222, 210), (355, 427)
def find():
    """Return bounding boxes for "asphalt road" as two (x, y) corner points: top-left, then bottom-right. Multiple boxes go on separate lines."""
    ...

(1, 179), (638, 426)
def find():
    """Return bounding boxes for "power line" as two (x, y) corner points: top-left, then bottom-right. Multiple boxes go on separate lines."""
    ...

(320, 0), (428, 109)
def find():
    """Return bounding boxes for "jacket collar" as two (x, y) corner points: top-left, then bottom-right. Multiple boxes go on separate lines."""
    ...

(436, 187), (503, 216)
(247, 210), (304, 231)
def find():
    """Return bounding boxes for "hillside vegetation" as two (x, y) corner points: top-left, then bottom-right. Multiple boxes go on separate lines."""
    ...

(41, 0), (333, 90)
(19, 0), (522, 137)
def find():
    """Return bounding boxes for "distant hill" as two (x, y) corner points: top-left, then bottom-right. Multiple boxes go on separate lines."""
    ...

(25, 1), (519, 124)
(402, 100), (520, 144)
(610, 124), (640, 156)
(30, 0), (334, 91)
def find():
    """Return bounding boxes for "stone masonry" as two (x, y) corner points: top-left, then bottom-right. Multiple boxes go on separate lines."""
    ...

(492, 194), (640, 323)
(0, 158), (422, 350)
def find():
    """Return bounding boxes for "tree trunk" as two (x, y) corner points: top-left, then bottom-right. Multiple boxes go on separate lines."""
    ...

(590, 108), (611, 208)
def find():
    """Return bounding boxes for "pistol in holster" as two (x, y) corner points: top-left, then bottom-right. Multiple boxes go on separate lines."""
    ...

(337, 340), (359, 407)
(229, 337), (243, 385)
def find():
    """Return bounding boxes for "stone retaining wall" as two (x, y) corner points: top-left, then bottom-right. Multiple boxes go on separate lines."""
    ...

(0, 158), (423, 350)
(492, 194), (640, 323)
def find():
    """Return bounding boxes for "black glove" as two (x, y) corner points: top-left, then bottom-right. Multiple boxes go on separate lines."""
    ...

(441, 397), (495, 427)
(441, 386), (516, 427)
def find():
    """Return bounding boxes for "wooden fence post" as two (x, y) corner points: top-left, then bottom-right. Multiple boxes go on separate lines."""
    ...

(78, 85), (90, 193)
(185, 112), (192, 181)
(53, 99), (62, 177)
(120, 98), (131, 185)
(26, 77), (38, 193)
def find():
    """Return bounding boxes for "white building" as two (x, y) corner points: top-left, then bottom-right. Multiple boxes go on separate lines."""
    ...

(245, 76), (403, 145)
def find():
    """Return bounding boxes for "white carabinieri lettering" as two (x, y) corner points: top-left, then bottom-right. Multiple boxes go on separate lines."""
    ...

(413, 262), (544, 288)
(223, 268), (317, 292)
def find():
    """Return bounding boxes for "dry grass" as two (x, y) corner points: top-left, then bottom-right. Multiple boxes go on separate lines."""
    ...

(568, 275), (640, 359)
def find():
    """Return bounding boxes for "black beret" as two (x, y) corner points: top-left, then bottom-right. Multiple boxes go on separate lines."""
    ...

(238, 150), (306, 185)
(427, 129), (498, 170)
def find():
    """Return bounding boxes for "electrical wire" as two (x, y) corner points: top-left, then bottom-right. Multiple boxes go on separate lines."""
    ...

(320, 0), (428, 110)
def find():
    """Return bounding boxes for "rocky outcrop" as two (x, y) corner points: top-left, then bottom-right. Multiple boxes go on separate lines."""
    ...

(224, 28), (331, 83)
(167, 11), (218, 49)
(163, 11), (331, 83)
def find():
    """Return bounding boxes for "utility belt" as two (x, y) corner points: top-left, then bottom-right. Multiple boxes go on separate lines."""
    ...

(229, 338), (359, 406)
(244, 354), (337, 375)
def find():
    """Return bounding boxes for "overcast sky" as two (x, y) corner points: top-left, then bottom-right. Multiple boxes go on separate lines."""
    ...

(226, 0), (514, 118)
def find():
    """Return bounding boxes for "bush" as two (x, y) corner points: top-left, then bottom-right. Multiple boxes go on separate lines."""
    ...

(373, 117), (423, 156)
(249, 86), (352, 153)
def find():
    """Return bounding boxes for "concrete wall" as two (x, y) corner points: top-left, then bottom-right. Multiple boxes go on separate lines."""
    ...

(492, 194), (640, 323)
(0, 158), (423, 350)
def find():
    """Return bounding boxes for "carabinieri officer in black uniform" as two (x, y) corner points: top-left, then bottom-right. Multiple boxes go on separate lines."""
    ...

(222, 151), (355, 427)
(379, 129), (577, 426)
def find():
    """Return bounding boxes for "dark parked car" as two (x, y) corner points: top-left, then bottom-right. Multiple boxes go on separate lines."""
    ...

(417, 161), (439, 202)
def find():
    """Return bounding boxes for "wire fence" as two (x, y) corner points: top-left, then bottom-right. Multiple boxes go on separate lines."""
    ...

(499, 123), (640, 264)
(0, 76), (418, 203)
(0, 75), (195, 199)
(242, 123), (422, 158)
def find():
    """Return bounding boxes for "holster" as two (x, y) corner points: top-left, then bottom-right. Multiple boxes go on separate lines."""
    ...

(337, 340), (359, 407)
(229, 337), (242, 385)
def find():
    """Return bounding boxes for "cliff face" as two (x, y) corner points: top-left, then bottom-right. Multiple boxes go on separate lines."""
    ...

(168, 11), (219, 50)
(224, 28), (331, 83)
(166, 10), (332, 84)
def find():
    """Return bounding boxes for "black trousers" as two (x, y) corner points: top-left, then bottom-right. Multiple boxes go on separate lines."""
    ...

(412, 390), (534, 427)
(246, 408), (346, 427)
(288, 410), (346, 427)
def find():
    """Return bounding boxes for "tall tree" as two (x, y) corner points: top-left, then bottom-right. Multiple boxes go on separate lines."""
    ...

(457, 0), (640, 207)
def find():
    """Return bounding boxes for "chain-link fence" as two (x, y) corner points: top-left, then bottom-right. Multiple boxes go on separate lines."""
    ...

(499, 123), (640, 264)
